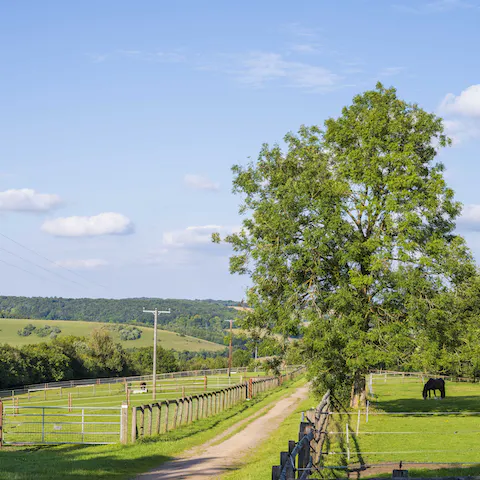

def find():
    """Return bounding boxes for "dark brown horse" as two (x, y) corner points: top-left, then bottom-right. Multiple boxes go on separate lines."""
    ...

(423, 378), (445, 399)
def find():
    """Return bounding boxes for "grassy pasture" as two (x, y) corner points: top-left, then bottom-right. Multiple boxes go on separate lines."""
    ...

(323, 375), (480, 477)
(0, 318), (224, 351)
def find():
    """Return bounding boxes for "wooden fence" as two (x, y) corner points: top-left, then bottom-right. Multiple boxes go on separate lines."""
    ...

(272, 390), (330, 480)
(132, 368), (305, 442)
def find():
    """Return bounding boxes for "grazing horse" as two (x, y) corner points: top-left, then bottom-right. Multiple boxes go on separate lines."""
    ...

(423, 378), (445, 399)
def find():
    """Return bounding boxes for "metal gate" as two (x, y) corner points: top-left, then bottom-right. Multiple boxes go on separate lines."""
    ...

(1, 405), (122, 445)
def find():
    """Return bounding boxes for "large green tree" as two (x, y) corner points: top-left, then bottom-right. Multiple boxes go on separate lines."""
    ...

(218, 83), (474, 401)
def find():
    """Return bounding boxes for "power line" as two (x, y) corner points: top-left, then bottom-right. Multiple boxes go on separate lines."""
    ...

(0, 231), (107, 289)
(0, 245), (85, 289)
(0, 257), (62, 286)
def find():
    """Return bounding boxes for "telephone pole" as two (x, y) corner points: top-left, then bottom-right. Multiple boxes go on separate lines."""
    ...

(226, 320), (234, 377)
(143, 307), (171, 400)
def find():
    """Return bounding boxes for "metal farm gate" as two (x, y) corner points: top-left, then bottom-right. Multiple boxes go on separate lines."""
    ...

(0, 404), (125, 445)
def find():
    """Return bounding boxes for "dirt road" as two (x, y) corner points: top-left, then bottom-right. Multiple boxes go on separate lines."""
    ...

(135, 384), (309, 480)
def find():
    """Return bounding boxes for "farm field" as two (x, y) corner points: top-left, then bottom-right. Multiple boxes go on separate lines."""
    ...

(0, 318), (224, 351)
(324, 375), (480, 478)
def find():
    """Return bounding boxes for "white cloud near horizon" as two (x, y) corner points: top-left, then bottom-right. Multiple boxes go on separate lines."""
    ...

(55, 258), (108, 269)
(42, 212), (134, 237)
(439, 85), (480, 143)
(184, 174), (220, 191)
(0, 189), (62, 212)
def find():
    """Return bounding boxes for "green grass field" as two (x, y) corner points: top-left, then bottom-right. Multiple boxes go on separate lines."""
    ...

(0, 318), (224, 351)
(323, 375), (480, 478)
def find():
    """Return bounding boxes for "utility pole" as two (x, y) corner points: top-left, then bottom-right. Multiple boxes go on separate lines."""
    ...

(143, 307), (170, 401)
(226, 320), (234, 377)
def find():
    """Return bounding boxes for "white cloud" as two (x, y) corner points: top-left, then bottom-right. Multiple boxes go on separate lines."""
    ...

(440, 85), (480, 117)
(56, 259), (108, 269)
(439, 85), (480, 144)
(0, 189), (62, 212)
(238, 52), (341, 90)
(458, 204), (480, 230)
(184, 174), (220, 191)
(42, 212), (134, 237)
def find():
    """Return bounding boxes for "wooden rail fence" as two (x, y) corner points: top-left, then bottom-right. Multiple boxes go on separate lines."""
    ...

(132, 367), (305, 442)
(272, 390), (330, 480)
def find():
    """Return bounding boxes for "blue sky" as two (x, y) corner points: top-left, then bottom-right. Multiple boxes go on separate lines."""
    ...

(1, 0), (480, 300)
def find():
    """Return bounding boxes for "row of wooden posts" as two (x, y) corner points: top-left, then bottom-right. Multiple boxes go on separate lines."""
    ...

(130, 370), (303, 443)
(272, 390), (331, 480)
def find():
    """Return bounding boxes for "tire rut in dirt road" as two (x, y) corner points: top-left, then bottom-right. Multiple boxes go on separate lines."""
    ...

(135, 384), (309, 480)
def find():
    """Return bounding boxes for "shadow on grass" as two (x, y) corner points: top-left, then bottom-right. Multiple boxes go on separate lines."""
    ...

(0, 445), (173, 480)
(375, 395), (480, 414)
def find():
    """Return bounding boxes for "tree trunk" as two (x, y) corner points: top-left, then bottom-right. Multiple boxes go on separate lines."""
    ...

(350, 371), (366, 408)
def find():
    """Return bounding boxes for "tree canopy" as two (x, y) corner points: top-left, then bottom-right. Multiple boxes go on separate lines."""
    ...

(218, 83), (477, 400)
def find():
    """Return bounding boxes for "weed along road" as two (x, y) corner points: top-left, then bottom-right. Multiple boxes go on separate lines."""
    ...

(135, 384), (310, 480)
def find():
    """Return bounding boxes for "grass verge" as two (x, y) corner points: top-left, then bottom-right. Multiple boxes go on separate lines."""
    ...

(0, 377), (306, 480)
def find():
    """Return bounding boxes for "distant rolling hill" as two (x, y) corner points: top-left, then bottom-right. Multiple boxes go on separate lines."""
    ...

(0, 318), (225, 352)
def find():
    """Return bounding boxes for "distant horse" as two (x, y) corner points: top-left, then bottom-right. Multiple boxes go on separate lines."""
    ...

(423, 378), (445, 399)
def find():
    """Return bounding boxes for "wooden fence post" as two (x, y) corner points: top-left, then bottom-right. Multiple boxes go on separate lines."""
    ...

(0, 400), (3, 448)
(139, 407), (145, 438)
(173, 401), (179, 429)
(131, 406), (138, 443)
(298, 422), (311, 473)
(155, 403), (161, 435)
(195, 395), (200, 421)
(188, 397), (193, 423)
(287, 440), (295, 479)
(147, 405), (153, 436)
(178, 399), (184, 425)
(68, 392), (72, 412)
(248, 378), (253, 399)
(164, 401), (169, 432)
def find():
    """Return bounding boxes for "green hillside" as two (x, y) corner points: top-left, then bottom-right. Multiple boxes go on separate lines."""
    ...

(0, 318), (224, 352)
(0, 296), (239, 344)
